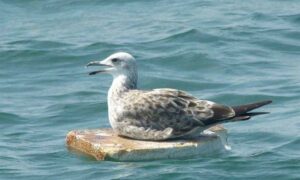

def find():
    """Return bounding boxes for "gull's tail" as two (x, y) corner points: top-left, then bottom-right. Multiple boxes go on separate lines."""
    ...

(230, 100), (272, 121)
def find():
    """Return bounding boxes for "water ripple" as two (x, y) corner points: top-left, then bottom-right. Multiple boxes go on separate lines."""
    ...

(1, 0), (299, 179)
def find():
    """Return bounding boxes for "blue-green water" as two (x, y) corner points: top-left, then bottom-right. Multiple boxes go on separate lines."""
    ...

(1, 0), (300, 179)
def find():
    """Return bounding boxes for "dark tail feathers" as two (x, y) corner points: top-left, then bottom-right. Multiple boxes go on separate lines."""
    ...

(231, 100), (272, 120)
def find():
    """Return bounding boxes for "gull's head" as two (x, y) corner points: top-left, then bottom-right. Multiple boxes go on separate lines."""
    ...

(86, 52), (137, 78)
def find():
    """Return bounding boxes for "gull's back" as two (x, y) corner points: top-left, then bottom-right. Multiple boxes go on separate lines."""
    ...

(110, 88), (235, 140)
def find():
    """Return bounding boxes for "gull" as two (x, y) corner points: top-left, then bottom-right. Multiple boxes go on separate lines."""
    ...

(86, 52), (272, 140)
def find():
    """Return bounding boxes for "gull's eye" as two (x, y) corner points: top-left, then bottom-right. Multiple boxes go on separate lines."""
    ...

(111, 58), (119, 63)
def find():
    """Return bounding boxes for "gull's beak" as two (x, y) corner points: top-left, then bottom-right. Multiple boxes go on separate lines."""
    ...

(86, 61), (112, 75)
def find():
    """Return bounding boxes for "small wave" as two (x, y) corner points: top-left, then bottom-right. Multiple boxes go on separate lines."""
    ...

(78, 41), (134, 58)
(159, 29), (199, 41)
(279, 13), (300, 24)
(251, 38), (300, 53)
(5, 40), (74, 50)
(79, 42), (126, 55)
(0, 48), (85, 68)
(82, 41), (120, 49)
(44, 90), (104, 101)
(251, 12), (278, 21)
(282, 30), (300, 41)
(272, 138), (300, 151)
(43, 101), (107, 120)
(0, 49), (48, 60)
(140, 29), (227, 45)
(0, 112), (26, 124)
(248, 138), (300, 159)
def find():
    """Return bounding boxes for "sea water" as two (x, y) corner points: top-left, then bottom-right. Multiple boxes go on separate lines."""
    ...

(1, 0), (299, 179)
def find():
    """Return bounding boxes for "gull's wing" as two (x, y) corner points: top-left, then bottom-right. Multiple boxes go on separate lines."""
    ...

(121, 88), (235, 138)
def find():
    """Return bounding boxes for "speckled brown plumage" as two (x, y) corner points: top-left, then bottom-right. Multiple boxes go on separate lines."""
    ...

(109, 88), (235, 140)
